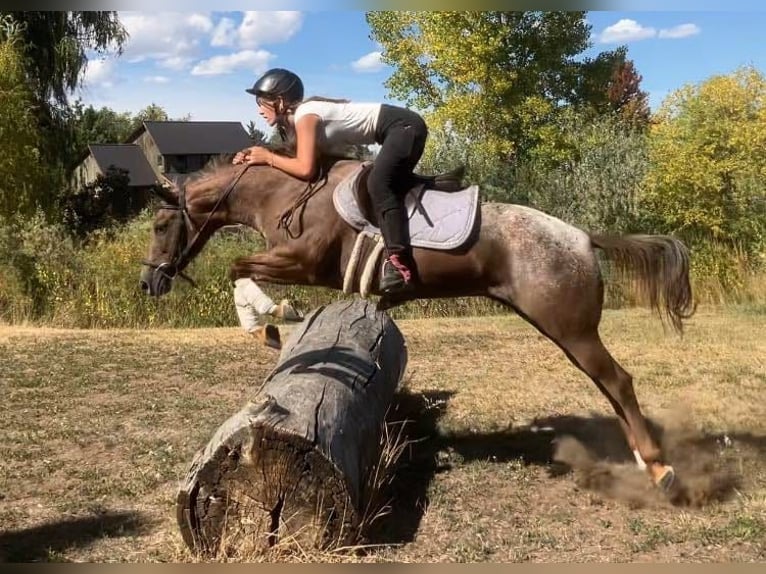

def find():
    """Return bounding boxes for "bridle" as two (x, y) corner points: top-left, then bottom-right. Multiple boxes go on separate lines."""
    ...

(142, 165), (250, 288)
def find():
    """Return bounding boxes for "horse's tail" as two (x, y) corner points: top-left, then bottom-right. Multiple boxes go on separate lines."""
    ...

(589, 233), (696, 334)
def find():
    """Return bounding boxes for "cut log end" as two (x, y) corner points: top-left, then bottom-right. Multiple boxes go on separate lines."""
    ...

(178, 423), (358, 557)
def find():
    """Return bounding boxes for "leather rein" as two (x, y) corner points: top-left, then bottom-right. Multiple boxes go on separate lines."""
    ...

(142, 165), (250, 287)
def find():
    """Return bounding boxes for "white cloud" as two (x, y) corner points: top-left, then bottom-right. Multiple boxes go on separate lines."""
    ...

(187, 13), (213, 33)
(144, 75), (170, 84)
(598, 19), (656, 43)
(351, 51), (384, 73)
(157, 56), (195, 71)
(212, 17), (237, 47)
(238, 11), (303, 48)
(81, 57), (117, 88)
(658, 23), (701, 39)
(191, 49), (274, 76)
(118, 12), (214, 70)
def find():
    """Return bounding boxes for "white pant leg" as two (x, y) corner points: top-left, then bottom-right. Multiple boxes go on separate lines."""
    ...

(233, 278), (277, 332)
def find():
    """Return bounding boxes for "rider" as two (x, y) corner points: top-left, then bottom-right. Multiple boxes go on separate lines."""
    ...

(232, 67), (428, 295)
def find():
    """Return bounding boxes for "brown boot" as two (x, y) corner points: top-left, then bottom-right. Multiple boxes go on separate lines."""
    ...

(248, 324), (282, 350)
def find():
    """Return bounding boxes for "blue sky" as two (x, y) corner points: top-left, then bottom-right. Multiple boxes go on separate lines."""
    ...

(76, 10), (766, 133)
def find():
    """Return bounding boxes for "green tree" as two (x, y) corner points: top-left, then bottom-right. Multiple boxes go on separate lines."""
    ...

(0, 19), (46, 218)
(0, 11), (127, 216)
(4, 11), (126, 105)
(70, 101), (134, 150)
(367, 12), (590, 166)
(246, 121), (268, 144)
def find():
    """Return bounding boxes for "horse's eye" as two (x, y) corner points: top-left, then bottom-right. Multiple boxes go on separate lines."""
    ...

(155, 224), (167, 233)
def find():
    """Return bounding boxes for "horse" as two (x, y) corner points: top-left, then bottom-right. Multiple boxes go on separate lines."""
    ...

(139, 155), (695, 494)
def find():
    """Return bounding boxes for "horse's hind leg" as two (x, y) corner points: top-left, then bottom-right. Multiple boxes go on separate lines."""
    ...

(557, 332), (675, 489)
(490, 286), (675, 490)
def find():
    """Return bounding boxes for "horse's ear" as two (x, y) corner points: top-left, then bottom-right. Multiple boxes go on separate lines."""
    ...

(151, 182), (179, 206)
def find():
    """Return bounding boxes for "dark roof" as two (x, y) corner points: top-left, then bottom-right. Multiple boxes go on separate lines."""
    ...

(89, 144), (159, 187)
(136, 121), (253, 155)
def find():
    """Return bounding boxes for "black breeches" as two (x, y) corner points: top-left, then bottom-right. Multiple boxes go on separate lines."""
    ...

(368, 105), (427, 255)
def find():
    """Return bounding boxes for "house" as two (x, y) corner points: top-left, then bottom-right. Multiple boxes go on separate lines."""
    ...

(126, 120), (254, 179)
(70, 120), (255, 190)
(70, 143), (159, 191)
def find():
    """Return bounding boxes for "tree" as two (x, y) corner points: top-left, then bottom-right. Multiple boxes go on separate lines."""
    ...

(133, 103), (170, 122)
(367, 12), (595, 166)
(0, 18), (46, 219)
(576, 46), (650, 129)
(366, 11), (650, 179)
(126, 103), (177, 134)
(642, 66), (766, 251)
(59, 166), (150, 239)
(4, 11), (126, 106)
(70, 101), (134, 152)
(246, 121), (268, 144)
(0, 12), (127, 217)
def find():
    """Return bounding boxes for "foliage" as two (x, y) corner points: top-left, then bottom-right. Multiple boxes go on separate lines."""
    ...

(3, 11), (126, 105)
(0, 23), (47, 218)
(642, 66), (766, 263)
(366, 10), (647, 179)
(246, 121), (268, 144)
(69, 101), (135, 155)
(511, 111), (650, 233)
(0, 12), (128, 220)
(59, 167), (153, 239)
(574, 46), (650, 130)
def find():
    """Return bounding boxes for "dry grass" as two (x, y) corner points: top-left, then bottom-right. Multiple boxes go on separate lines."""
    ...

(0, 306), (764, 562)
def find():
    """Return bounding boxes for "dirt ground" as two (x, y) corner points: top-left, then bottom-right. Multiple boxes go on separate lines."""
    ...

(0, 306), (764, 562)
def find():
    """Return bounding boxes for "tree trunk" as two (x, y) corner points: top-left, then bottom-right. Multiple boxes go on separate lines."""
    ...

(176, 299), (408, 556)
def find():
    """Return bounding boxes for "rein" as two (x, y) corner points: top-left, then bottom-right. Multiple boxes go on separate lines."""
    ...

(277, 167), (329, 239)
(143, 164), (250, 286)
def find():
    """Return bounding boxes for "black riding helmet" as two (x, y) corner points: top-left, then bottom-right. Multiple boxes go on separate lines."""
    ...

(246, 68), (304, 105)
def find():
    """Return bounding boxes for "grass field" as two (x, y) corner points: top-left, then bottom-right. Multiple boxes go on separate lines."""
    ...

(0, 306), (764, 562)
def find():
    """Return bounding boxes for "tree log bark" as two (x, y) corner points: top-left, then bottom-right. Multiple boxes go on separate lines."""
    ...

(176, 299), (408, 556)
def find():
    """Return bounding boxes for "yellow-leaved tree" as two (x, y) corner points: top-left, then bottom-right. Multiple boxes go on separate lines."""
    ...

(642, 66), (766, 294)
(643, 67), (766, 248)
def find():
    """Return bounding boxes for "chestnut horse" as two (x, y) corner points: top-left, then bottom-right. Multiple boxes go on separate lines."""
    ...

(139, 156), (694, 492)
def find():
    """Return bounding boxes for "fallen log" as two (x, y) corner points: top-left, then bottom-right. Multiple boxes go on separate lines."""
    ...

(176, 299), (408, 556)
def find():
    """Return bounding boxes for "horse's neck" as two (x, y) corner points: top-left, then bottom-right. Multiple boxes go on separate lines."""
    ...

(216, 167), (305, 234)
(200, 160), (356, 238)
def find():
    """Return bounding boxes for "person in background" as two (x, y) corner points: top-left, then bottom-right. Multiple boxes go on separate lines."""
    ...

(233, 277), (303, 349)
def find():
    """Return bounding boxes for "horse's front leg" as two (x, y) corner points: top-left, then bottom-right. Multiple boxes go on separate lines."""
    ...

(230, 247), (308, 285)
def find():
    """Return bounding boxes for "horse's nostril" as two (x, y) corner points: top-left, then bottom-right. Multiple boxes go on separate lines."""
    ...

(139, 280), (150, 294)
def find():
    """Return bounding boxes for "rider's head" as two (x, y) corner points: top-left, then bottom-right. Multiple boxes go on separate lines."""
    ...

(246, 68), (304, 127)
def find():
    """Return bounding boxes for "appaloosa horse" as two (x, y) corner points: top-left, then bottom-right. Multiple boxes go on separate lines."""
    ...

(139, 156), (695, 493)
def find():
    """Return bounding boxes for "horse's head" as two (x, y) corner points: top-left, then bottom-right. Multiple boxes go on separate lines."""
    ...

(139, 160), (251, 297)
(139, 181), (198, 297)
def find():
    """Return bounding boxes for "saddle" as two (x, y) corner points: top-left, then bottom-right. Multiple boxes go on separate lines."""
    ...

(333, 162), (480, 251)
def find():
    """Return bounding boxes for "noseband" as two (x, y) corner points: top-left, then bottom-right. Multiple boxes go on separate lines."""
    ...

(142, 165), (250, 288)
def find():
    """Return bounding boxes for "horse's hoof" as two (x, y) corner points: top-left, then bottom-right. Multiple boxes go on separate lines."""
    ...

(275, 299), (304, 322)
(656, 465), (676, 492)
(249, 324), (282, 350)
